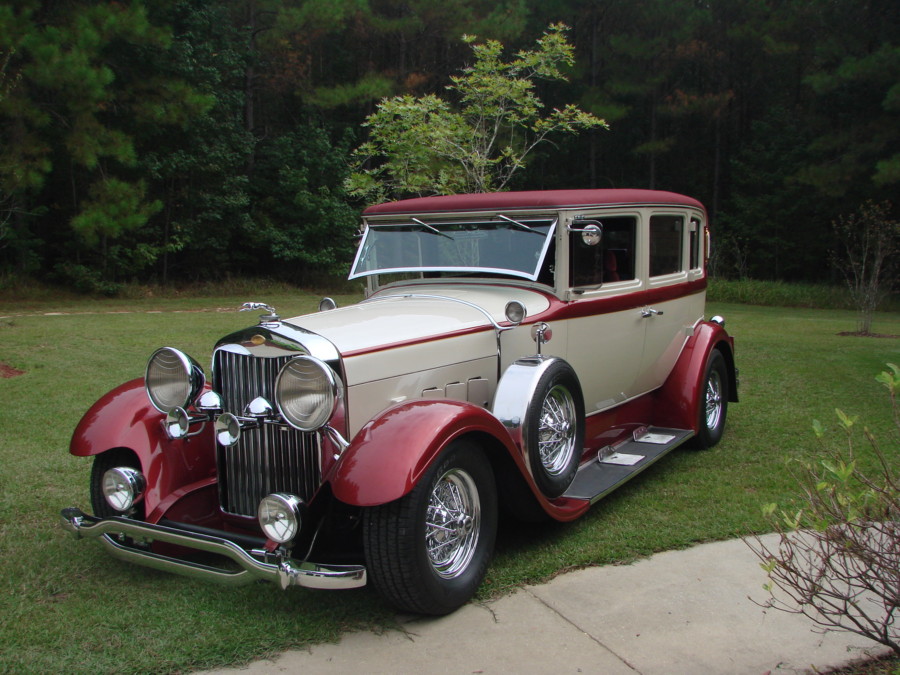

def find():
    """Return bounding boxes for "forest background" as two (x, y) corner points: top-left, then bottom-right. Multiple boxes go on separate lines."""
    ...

(1, 0), (898, 293)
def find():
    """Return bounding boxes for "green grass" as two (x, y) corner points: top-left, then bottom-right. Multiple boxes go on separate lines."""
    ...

(0, 293), (898, 674)
(708, 278), (900, 313)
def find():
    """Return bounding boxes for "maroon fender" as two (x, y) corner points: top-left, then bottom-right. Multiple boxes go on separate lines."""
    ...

(330, 399), (515, 506)
(653, 321), (737, 431)
(330, 399), (590, 521)
(70, 378), (217, 521)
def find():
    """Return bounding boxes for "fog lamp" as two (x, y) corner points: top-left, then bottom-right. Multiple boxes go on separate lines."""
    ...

(258, 493), (304, 544)
(102, 467), (145, 512)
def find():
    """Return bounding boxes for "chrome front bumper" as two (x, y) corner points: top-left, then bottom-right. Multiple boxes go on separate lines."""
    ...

(60, 507), (366, 590)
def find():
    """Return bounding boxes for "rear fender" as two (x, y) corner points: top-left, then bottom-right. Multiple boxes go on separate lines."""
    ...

(330, 399), (590, 521)
(70, 378), (217, 520)
(653, 322), (737, 431)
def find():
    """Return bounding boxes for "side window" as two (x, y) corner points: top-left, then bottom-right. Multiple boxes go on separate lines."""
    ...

(649, 215), (684, 277)
(570, 216), (636, 287)
(689, 217), (702, 270)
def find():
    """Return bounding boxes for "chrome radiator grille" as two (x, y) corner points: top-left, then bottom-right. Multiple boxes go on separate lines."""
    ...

(213, 350), (322, 517)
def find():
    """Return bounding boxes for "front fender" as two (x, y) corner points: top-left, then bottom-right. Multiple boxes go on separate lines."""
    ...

(70, 378), (217, 520)
(653, 321), (737, 431)
(330, 399), (518, 507)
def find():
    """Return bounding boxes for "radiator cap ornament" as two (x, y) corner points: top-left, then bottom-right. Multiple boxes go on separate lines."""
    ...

(240, 302), (280, 327)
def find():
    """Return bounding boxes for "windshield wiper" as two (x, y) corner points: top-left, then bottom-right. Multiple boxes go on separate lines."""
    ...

(411, 218), (454, 240)
(498, 214), (542, 235)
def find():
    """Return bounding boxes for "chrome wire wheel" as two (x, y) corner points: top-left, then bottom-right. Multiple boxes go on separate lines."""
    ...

(537, 384), (577, 476)
(704, 369), (723, 431)
(425, 467), (481, 579)
(691, 349), (729, 450)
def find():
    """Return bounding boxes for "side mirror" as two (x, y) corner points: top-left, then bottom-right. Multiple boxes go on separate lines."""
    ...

(568, 220), (602, 246)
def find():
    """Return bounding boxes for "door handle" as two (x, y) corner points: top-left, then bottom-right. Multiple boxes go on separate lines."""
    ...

(641, 308), (664, 318)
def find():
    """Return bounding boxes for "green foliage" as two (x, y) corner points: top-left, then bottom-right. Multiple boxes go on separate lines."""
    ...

(70, 178), (162, 244)
(349, 23), (607, 201)
(1, 0), (900, 287)
(715, 108), (827, 281)
(251, 127), (359, 281)
(706, 278), (900, 315)
(751, 364), (900, 655)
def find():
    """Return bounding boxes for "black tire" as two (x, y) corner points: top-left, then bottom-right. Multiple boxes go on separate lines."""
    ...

(90, 449), (145, 520)
(692, 350), (728, 449)
(362, 439), (497, 615)
(524, 360), (584, 498)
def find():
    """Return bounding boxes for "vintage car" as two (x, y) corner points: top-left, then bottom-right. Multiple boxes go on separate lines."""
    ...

(61, 189), (737, 615)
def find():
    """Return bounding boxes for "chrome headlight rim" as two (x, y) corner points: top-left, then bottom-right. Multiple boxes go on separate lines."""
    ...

(101, 467), (146, 512)
(258, 492), (304, 544)
(145, 347), (205, 414)
(274, 355), (342, 432)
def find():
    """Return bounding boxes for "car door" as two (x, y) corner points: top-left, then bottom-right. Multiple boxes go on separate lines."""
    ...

(563, 213), (647, 413)
(633, 211), (706, 393)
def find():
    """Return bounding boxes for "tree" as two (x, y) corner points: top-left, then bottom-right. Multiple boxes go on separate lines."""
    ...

(831, 201), (898, 334)
(348, 23), (606, 201)
(0, 1), (217, 283)
(797, 0), (900, 200)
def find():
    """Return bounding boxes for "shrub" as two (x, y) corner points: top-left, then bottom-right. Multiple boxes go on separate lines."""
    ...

(749, 364), (900, 656)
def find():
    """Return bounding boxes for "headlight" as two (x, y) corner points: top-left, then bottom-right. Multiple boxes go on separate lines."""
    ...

(258, 493), (303, 543)
(145, 347), (205, 413)
(102, 467), (145, 512)
(274, 356), (342, 432)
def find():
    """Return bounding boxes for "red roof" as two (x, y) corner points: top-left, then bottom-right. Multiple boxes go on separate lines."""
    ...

(363, 189), (705, 216)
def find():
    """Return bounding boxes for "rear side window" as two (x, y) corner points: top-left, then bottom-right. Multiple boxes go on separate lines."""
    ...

(570, 216), (636, 287)
(649, 215), (684, 277)
(689, 217), (703, 270)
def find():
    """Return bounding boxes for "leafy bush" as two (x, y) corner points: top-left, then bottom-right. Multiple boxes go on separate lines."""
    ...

(53, 262), (123, 296)
(749, 364), (900, 656)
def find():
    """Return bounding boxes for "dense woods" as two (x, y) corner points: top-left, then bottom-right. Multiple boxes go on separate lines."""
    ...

(1, 0), (897, 290)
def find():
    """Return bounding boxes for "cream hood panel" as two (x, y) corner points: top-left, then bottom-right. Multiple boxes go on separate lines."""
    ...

(285, 297), (489, 355)
(284, 286), (550, 355)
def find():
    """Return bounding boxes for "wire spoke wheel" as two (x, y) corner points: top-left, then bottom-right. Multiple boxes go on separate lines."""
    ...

(363, 440), (497, 615)
(425, 468), (480, 579)
(537, 385), (577, 476)
(691, 349), (729, 449)
(704, 369), (723, 430)
(524, 359), (584, 497)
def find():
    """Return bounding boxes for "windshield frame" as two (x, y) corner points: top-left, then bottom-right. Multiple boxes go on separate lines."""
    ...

(349, 216), (558, 282)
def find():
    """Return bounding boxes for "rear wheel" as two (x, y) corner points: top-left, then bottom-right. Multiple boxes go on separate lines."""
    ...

(363, 439), (497, 615)
(693, 350), (728, 449)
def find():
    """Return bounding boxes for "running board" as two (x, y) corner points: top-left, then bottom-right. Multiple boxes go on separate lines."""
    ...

(563, 427), (694, 504)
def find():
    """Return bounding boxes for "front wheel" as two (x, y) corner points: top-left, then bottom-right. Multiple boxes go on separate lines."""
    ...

(362, 439), (497, 615)
(692, 350), (729, 449)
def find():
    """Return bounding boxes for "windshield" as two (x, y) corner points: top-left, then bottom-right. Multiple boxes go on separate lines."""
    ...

(349, 217), (557, 281)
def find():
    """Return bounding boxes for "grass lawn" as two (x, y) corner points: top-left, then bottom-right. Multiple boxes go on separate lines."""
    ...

(0, 292), (897, 674)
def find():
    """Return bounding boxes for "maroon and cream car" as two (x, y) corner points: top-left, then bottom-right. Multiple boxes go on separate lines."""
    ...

(61, 189), (737, 615)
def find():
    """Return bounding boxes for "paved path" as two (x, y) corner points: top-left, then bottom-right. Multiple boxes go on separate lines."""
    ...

(200, 535), (888, 675)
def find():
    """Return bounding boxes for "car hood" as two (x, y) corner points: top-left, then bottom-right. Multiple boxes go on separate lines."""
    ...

(286, 285), (551, 355)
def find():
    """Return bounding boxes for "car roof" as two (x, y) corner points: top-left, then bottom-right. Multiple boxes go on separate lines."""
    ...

(363, 189), (705, 216)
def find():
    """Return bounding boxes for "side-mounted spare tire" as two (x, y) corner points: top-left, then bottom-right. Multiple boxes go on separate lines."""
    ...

(522, 360), (584, 498)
